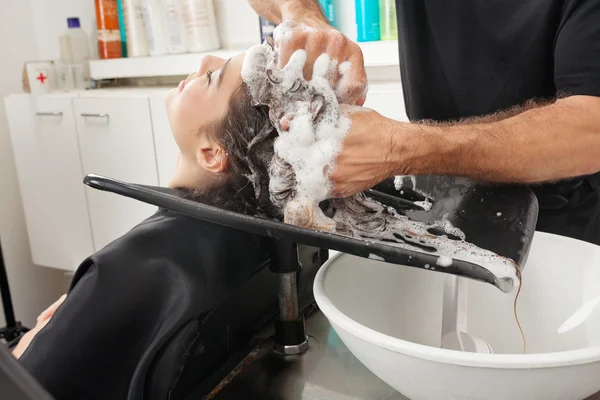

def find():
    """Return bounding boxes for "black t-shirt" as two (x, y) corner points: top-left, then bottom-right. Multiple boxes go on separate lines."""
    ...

(394, 0), (600, 244)
(395, 0), (600, 121)
(18, 208), (269, 400)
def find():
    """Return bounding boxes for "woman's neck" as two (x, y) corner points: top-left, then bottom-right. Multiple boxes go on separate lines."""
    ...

(168, 156), (213, 189)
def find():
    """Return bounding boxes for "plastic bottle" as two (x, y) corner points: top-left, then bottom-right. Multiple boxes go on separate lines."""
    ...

(65, 18), (91, 64)
(65, 17), (92, 84)
(379, 0), (397, 40)
(95, 0), (123, 59)
(163, 0), (188, 54)
(116, 0), (128, 56)
(259, 17), (276, 42)
(59, 34), (74, 64)
(142, 0), (169, 56)
(121, 0), (149, 57)
(355, 0), (380, 42)
(180, 0), (220, 52)
(334, 0), (357, 43)
(319, 0), (336, 28)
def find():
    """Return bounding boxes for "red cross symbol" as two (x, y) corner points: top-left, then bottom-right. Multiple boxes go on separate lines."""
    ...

(36, 72), (47, 84)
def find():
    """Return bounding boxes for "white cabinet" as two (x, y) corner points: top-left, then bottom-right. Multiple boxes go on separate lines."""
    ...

(5, 95), (94, 271)
(73, 96), (159, 251)
(4, 80), (407, 272)
(150, 93), (179, 186)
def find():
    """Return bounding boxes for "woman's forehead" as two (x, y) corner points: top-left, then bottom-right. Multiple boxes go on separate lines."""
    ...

(226, 53), (246, 84)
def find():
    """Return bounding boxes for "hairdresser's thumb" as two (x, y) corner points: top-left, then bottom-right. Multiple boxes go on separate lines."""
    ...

(279, 115), (291, 131)
(356, 93), (367, 106)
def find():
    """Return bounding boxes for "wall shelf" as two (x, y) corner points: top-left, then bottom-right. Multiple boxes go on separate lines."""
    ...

(89, 40), (399, 80)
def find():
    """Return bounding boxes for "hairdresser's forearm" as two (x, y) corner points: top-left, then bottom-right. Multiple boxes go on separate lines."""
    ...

(393, 95), (600, 182)
(248, 0), (324, 24)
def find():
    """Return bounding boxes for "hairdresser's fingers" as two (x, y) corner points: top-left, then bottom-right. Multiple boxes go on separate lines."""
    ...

(329, 183), (361, 199)
(323, 33), (346, 86)
(279, 115), (292, 131)
(337, 49), (367, 105)
(328, 105), (395, 198)
(302, 32), (328, 80)
(277, 32), (307, 72)
(325, 30), (347, 61)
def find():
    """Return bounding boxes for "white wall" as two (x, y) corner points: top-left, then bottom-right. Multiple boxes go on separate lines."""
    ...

(0, 0), (71, 329)
(30, 0), (99, 61)
(214, 0), (260, 48)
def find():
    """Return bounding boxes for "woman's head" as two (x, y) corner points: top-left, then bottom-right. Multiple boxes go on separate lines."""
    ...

(166, 54), (243, 185)
(165, 53), (281, 217)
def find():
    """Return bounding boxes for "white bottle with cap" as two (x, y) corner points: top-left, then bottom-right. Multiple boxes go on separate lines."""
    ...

(142, 0), (168, 56)
(60, 17), (92, 86)
(122, 0), (149, 57)
(65, 17), (91, 65)
(181, 0), (220, 52)
(164, 0), (188, 54)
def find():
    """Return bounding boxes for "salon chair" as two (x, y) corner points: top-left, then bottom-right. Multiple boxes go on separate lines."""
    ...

(0, 174), (537, 400)
(82, 174), (537, 399)
(142, 242), (324, 400)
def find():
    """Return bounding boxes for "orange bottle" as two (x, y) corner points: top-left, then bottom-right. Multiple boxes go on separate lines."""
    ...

(95, 0), (123, 59)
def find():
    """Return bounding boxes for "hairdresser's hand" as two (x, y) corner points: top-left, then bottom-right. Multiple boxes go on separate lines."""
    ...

(12, 294), (66, 359)
(273, 10), (367, 105)
(329, 106), (404, 198)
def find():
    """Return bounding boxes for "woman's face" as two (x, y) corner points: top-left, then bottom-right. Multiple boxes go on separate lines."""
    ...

(166, 53), (245, 157)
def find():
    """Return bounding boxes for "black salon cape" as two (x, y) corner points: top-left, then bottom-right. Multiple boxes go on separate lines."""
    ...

(18, 207), (269, 400)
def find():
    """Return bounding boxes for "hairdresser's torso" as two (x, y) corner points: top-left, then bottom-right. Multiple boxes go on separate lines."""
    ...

(394, 0), (600, 245)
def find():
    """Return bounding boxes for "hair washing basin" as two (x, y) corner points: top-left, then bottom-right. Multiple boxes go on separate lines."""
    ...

(314, 232), (600, 400)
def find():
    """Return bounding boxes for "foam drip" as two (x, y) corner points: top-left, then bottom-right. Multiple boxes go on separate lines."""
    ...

(430, 214), (466, 241)
(394, 175), (416, 191)
(415, 199), (433, 211)
(369, 253), (385, 261)
(328, 195), (518, 286)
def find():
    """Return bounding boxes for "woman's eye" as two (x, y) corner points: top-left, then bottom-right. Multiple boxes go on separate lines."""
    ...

(206, 68), (214, 84)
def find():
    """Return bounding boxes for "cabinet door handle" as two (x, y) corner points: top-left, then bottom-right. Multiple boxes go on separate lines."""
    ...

(81, 113), (110, 122)
(36, 112), (63, 117)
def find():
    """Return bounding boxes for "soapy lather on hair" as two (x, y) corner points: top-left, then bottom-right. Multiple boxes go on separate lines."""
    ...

(240, 36), (520, 291)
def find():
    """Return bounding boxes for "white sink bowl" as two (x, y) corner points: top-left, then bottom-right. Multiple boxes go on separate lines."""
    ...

(314, 232), (600, 400)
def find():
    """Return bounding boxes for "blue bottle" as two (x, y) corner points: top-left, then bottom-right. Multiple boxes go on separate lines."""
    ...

(319, 0), (336, 28)
(355, 0), (380, 42)
(116, 0), (127, 57)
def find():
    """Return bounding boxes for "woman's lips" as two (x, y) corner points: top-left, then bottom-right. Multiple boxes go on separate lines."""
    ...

(178, 79), (186, 91)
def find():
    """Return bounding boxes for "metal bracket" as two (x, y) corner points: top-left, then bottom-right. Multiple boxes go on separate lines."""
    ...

(270, 240), (309, 356)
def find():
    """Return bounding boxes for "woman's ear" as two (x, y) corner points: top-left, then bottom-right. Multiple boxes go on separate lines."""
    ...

(196, 133), (228, 173)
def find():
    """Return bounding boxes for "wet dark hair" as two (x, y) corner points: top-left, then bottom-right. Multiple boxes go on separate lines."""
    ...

(185, 82), (282, 219)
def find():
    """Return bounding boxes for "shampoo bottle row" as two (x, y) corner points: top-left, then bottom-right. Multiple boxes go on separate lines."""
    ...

(95, 0), (220, 59)
(141, 0), (220, 56)
(260, 0), (398, 44)
(355, 0), (397, 42)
